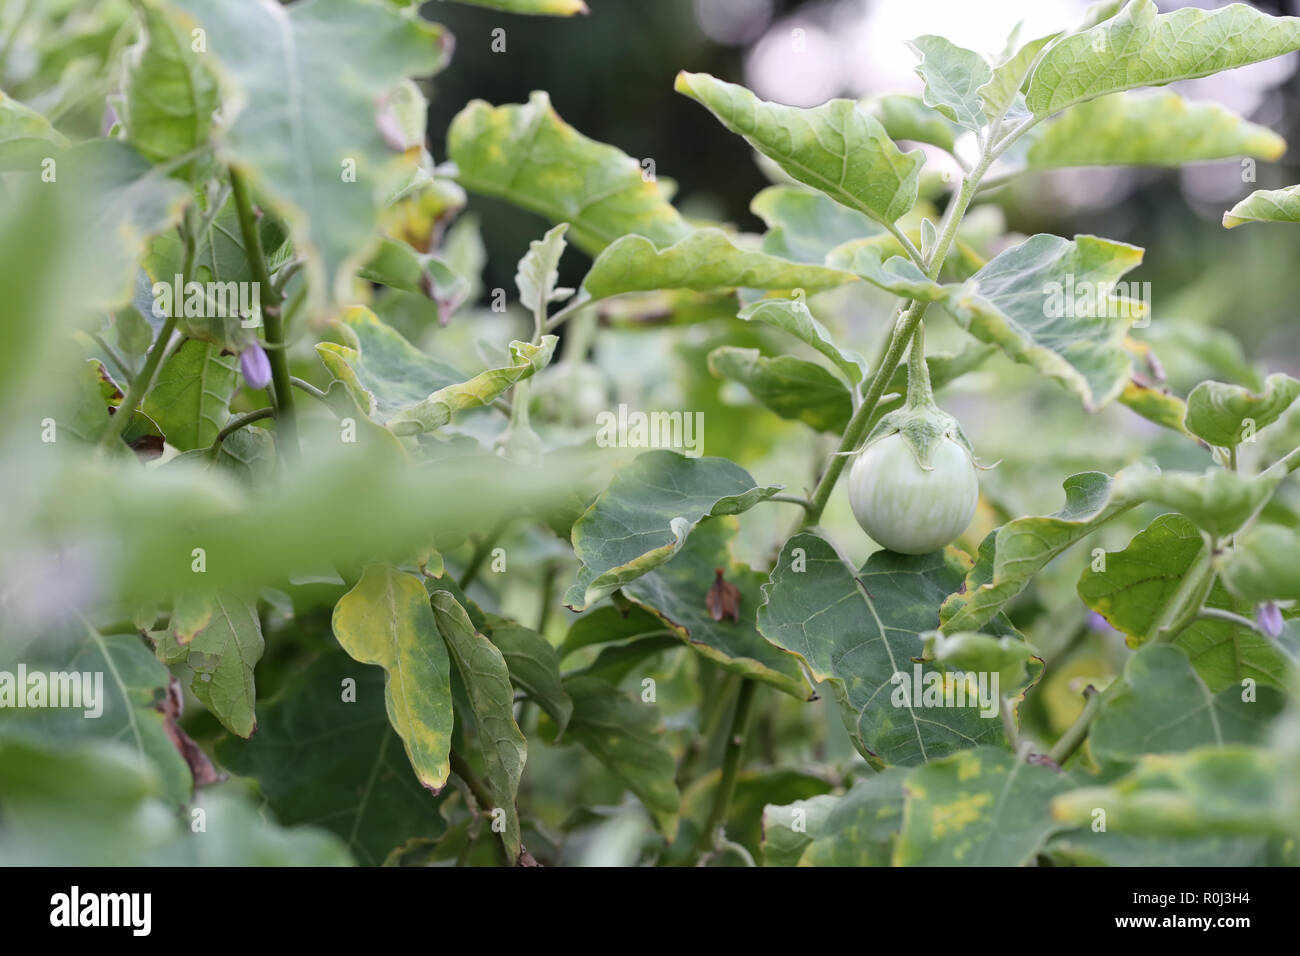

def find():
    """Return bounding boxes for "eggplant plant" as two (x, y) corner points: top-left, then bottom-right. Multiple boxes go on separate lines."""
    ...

(1, 0), (1299, 869)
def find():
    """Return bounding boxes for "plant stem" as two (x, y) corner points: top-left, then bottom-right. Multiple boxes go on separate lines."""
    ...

(212, 407), (275, 449)
(99, 316), (176, 449)
(798, 112), (1045, 528)
(675, 670), (737, 788)
(1152, 540), (1218, 643)
(694, 677), (757, 856)
(93, 332), (133, 385)
(999, 695), (1021, 753)
(1048, 685), (1101, 766)
(801, 299), (928, 526)
(290, 376), (331, 403)
(768, 494), (813, 510)
(542, 292), (593, 333)
(230, 167), (297, 460)
(449, 749), (495, 813)
(1194, 606), (1271, 636)
(459, 517), (509, 589)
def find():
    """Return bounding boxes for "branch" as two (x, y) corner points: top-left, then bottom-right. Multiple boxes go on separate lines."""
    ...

(693, 677), (758, 858)
(1048, 685), (1102, 766)
(230, 167), (297, 460)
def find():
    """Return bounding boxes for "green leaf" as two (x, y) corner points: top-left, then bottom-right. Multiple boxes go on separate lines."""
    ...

(1223, 184), (1300, 228)
(1184, 373), (1300, 448)
(896, 746), (1074, 865)
(737, 298), (868, 385)
(172, 424), (277, 486)
(67, 141), (192, 310)
(1026, 92), (1286, 169)
(359, 238), (469, 315)
(1050, 746), (1288, 837)
(564, 451), (781, 611)
(482, 616), (573, 737)
(979, 30), (1058, 125)
(576, 635), (680, 684)
(1118, 467), (1284, 539)
(0, 737), (178, 865)
(827, 242), (946, 302)
(560, 604), (668, 660)
(446, 0), (588, 17)
(760, 793), (839, 867)
(946, 233), (1146, 411)
(331, 564), (454, 792)
(676, 768), (831, 863)
(0, 625), (191, 808)
(1090, 645), (1284, 766)
(1044, 830), (1276, 867)
(1026, 0), (1300, 117)
(923, 631), (1034, 694)
(516, 222), (571, 317)
(145, 194), (287, 353)
(59, 359), (119, 446)
(0, 90), (69, 170)
(758, 533), (1013, 766)
(429, 591), (526, 862)
(386, 336), (557, 435)
(707, 346), (851, 433)
(622, 517), (810, 699)
(675, 71), (924, 226)
(762, 769), (907, 866)
(862, 94), (958, 153)
(941, 467), (1149, 633)
(166, 592), (264, 738)
(186, 792), (354, 866)
(548, 676), (680, 837)
(175, 0), (452, 303)
(216, 650), (449, 865)
(0, 735), (350, 865)
(121, 0), (218, 166)
(1220, 525), (1300, 603)
(1119, 376), (1193, 437)
(142, 338), (239, 451)
(448, 91), (690, 255)
(581, 228), (855, 301)
(751, 185), (884, 265)
(1079, 514), (1287, 691)
(315, 305), (465, 426)
(907, 35), (992, 132)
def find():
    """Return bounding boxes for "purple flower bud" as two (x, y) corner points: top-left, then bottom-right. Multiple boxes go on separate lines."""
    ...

(240, 343), (272, 390)
(1086, 610), (1109, 633)
(1255, 602), (1284, 639)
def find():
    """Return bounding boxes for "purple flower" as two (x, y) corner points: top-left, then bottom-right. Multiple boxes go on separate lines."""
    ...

(1255, 602), (1284, 639)
(240, 343), (272, 390)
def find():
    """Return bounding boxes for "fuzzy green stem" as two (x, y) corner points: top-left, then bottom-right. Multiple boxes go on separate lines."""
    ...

(459, 517), (509, 589)
(98, 315), (177, 450)
(904, 320), (933, 409)
(211, 407), (275, 453)
(1153, 541), (1218, 643)
(694, 678), (758, 858)
(230, 168), (297, 460)
(1194, 606), (1270, 636)
(801, 300), (928, 526)
(799, 114), (1043, 529)
(1048, 685), (1101, 766)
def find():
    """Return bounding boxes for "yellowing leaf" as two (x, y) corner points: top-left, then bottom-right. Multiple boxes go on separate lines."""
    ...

(332, 564), (454, 792)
